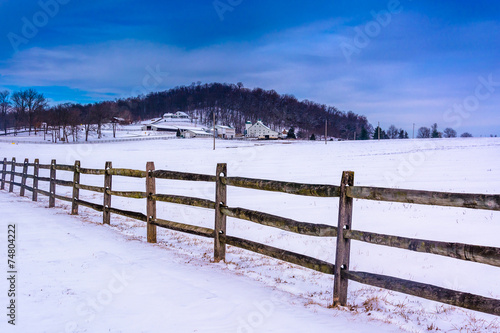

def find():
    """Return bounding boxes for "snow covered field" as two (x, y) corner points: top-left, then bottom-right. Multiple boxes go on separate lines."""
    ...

(0, 137), (499, 332)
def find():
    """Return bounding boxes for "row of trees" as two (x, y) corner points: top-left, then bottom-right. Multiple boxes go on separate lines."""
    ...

(1, 83), (373, 141)
(372, 125), (409, 140)
(1, 85), (490, 142)
(416, 123), (473, 138)
(0, 89), (47, 136)
(0, 88), (122, 142)
(368, 123), (477, 140)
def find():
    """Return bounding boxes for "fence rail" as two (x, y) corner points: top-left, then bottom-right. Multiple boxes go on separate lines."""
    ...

(1, 157), (499, 316)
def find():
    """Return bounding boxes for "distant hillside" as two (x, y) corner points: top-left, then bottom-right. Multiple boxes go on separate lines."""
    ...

(115, 82), (372, 139)
(1, 83), (373, 140)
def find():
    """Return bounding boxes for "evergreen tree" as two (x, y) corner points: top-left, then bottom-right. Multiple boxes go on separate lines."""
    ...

(372, 126), (388, 139)
(287, 127), (296, 139)
(176, 128), (181, 137)
(431, 123), (441, 138)
(309, 133), (316, 140)
(359, 127), (369, 140)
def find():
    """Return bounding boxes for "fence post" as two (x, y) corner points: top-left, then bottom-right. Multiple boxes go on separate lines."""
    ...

(333, 171), (355, 307)
(9, 157), (15, 193)
(1, 158), (6, 190)
(103, 161), (112, 224)
(146, 162), (157, 243)
(20, 158), (28, 197)
(49, 159), (56, 207)
(71, 161), (80, 215)
(214, 163), (227, 262)
(32, 159), (39, 201)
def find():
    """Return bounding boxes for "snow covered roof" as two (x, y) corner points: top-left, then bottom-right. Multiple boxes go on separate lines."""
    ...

(249, 120), (273, 131)
(187, 129), (212, 135)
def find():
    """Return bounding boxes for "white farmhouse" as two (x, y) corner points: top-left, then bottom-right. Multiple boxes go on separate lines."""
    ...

(245, 120), (279, 139)
(215, 125), (235, 139)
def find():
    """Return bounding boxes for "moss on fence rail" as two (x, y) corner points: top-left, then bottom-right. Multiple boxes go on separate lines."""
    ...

(151, 218), (214, 238)
(152, 194), (216, 209)
(220, 205), (337, 237)
(221, 234), (335, 274)
(347, 186), (500, 211)
(107, 168), (147, 178)
(152, 170), (216, 182)
(344, 229), (500, 267)
(343, 270), (500, 316)
(223, 176), (340, 197)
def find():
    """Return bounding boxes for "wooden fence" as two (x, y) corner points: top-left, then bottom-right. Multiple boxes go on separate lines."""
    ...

(1, 157), (499, 316)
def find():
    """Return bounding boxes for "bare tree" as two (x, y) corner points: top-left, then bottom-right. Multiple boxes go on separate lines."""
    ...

(91, 102), (112, 139)
(12, 89), (47, 135)
(417, 127), (431, 138)
(443, 128), (457, 138)
(0, 90), (11, 135)
(387, 125), (398, 139)
(11, 91), (27, 135)
(68, 107), (81, 142)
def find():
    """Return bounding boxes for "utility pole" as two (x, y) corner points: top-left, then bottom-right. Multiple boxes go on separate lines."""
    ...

(213, 112), (216, 150)
(378, 122), (380, 141)
(412, 123), (415, 139)
(325, 119), (327, 145)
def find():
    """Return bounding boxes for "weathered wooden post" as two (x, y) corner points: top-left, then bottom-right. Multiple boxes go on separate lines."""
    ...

(20, 158), (28, 197)
(9, 157), (15, 192)
(103, 161), (112, 224)
(32, 159), (39, 201)
(146, 162), (157, 243)
(1, 158), (6, 190)
(333, 171), (355, 307)
(49, 159), (56, 207)
(214, 163), (227, 262)
(71, 161), (81, 215)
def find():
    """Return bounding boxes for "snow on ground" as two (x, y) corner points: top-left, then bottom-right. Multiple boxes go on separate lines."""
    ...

(0, 193), (399, 333)
(0, 136), (499, 332)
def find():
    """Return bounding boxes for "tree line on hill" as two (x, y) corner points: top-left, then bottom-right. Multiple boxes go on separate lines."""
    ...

(0, 84), (493, 141)
(0, 83), (372, 141)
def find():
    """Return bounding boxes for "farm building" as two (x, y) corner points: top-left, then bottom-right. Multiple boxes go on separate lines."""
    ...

(184, 130), (213, 138)
(245, 120), (279, 139)
(215, 125), (236, 139)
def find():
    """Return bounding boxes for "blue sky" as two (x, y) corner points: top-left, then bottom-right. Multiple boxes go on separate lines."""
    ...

(0, 0), (499, 135)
